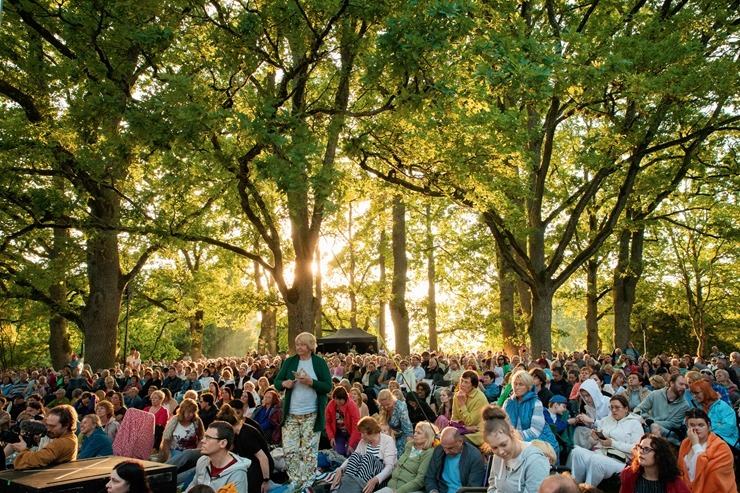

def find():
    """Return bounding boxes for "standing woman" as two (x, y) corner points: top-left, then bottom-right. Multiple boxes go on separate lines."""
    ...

(619, 434), (690, 493)
(678, 408), (738, 493)
(274, 332), (333, 492)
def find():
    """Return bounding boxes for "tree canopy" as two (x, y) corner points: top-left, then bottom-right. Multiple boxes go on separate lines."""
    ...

(0, 0), (738, 367)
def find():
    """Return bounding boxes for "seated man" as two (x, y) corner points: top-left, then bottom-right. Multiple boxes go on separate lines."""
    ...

(424, 427), (485, 493)
(634, 373), (689, 444)
(186, 421), (249, 493)
(3, 405), (78, 470)
(78, 414), (113, 459)
(198, 393), (218, 429)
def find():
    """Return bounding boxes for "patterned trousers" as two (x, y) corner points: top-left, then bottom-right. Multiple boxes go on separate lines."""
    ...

(283, 412), (320, 486)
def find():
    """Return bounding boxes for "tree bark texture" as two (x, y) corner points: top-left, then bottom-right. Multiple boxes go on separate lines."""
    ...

(390, 195), (409, 356)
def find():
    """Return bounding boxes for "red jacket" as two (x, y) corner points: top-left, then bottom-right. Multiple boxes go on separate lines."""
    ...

(620, 466), (691, 493)
(325, 398), (361, 449)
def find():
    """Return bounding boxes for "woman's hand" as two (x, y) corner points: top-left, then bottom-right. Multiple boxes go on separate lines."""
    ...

(688, 426), (700, 446)
(330, 438), (336, 448)
(332, 468), (344, 488)
(282, 379), (294, 389)
(455, 391), (467, 405)
(362, 477), (379, 493)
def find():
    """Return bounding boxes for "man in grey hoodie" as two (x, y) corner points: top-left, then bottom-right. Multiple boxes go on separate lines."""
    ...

(186, 421), (250, 493)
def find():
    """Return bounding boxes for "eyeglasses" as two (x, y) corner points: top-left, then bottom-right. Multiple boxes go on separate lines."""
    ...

(202, 434), (222, 442)
(634, 445), (654, 454)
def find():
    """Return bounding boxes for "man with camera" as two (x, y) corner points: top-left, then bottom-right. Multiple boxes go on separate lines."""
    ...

(2, 405), (78, 470)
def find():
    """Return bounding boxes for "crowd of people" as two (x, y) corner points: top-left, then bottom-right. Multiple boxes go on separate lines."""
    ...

(0, 337), (738, 493)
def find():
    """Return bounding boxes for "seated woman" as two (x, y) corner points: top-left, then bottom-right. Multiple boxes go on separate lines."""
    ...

(451, 370), (488, 448)
(434, 388), (453, 431)
(688, 379), (739, 449)
(331, 416), (398, 493)
(350, 388), (370, 418)
(95, 400), (120, 443)
(619, 434), (690, 493)
(678, 408), (738, 493)
(483, 405), (550, 493)
(570, 394), (644, 486)
(376, 421), (437, 493)
(406, 384), (436, 426)
(158, 397), (203, 462)
(573, 378), (611, 448)
(144, 390), (170, 451)
(377, 389), (414, 458)
(250, 389), (282, 445)
(502, 370), (559, 457)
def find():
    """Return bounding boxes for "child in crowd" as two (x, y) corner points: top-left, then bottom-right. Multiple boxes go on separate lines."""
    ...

(544, 395), (575, 464)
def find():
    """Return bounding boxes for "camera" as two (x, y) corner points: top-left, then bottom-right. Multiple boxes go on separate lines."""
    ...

(0, 419), (47, 448)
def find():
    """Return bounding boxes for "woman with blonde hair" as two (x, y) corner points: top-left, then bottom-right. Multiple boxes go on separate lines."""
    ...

(377, 388), (414, 457)
(158, 397), (204, 462)
(376, 421), (437, 493)
(274, 332), (333, 491)
(503, 370), (559, 456)
(349, 388), (369, 418)
(144, 389), (169, 451)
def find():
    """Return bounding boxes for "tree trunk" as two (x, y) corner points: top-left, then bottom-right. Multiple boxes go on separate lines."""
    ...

(81, 228), (123, 370)
(497, 250), (519, 356)
(348, 203), (358, 330)
(286, 257), (316, 352)
(389, 195), (409, 356)
(528, 285), (553, 356)
(586, 259), (600, 354)
(49, 222), (71, 369)
(190, 310), (204, 359)
(75, 186), (124, 370)
(378, 229), (387, 347)
(314, 242), (323, 337)
(425, 203), (437, 351)
(260, 307), (277, 355)
(255, 256), (278, 355)
(612, 225), (644, 351)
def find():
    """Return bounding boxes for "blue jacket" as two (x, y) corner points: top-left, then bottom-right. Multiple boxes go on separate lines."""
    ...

(691, 399), (739, 449)
(79, 427), (113, 459)
(504, 387), (559, 454)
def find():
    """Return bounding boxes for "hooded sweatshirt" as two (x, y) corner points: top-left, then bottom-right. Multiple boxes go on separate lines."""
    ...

(487, 442), (550, 493)
(187, 452), (251, 493)
(579, 379), (610, 426)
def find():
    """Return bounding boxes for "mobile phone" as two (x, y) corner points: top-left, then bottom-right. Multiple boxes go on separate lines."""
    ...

(595, 430), (606, 440)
